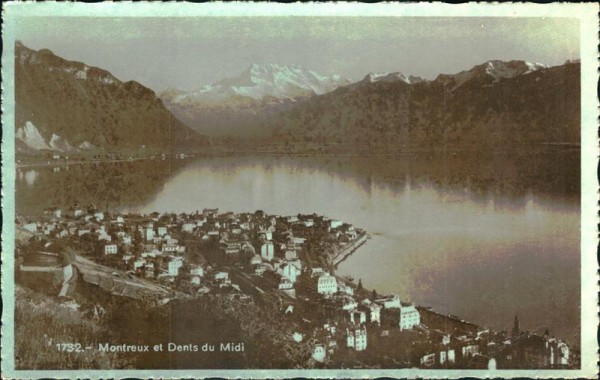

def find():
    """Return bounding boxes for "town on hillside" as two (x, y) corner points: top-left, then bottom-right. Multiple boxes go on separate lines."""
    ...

(16, 206), (577, 369)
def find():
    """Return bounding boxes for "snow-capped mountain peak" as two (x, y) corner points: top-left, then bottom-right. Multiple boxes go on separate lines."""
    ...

(437, 59), (549, 90)
(168, 64), (351, 103)
(363, 72), (424, 84)
(483, 60), (547, 81)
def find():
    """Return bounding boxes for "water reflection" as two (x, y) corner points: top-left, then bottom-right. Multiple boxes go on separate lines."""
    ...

(16, 158), (190, 216)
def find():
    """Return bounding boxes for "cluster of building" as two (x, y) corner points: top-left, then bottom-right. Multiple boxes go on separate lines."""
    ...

(305, 292), (422, 363)
(16, 205), (575, 369)
(407, 308), (574, 369)
(20, 206), (196, 283)
(305, 299), (574, 369)
(18, 206), (366, 292)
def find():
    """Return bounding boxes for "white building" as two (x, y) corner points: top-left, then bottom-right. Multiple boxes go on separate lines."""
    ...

(346, 326), (367, 351)
(94, 212), (104, 221)
(182, 223), (195, 232)
(168, 258), (183, 276)
(157, 226), (168, 236)
(339, 282), (354, 296)
(104, 244), (118, 255)
(22, 222), (38, 233)
(312, 344), (326, 363)
(98, 233), (112, 242)
(255, 264), (269, 276)
(556, 342), (570, 366)
(278, 278), (294, 290)
(330, 220), (343, 229)
(440, 349), (456, 365)
(311, 267), (325, 278)
(290, 237), (306, 247)
(377, 294), (401, 309)
(260, 242), (274, 262)
(43, 224), (56, 235)
(317, 274), (338, 295)
(349, 310), (367, 325)
(281, 263), (301, 284)
(190, 266), (204, 277)
(284, 250), (297, 260)
(144, 225), (154, 241)
(162, 244), (179, 253)
(342, 298), (358, 311)
(420, 353), (436, 367)
(399, 302), (421, 331)
(250, 255), (262, 266)
(461, 344), (479, 357)
(142, 249), (160, 258)
(369, 303), (381, 324)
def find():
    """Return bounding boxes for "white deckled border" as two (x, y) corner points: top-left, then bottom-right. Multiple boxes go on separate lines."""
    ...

(1, 2), (597, 379)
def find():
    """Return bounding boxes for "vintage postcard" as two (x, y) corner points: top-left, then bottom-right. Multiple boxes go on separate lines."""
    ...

(1, 2), (598, 378)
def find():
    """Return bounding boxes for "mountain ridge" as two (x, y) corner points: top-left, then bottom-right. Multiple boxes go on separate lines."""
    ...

(165, 63), (351, 102)
(158, 64), (351, 137)
(15, 41), (209, 153)
(252, 59), (580, 151)
(15, 42), (579, 154)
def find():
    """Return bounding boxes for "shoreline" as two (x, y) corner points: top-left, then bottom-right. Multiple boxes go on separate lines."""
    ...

(15, 144), (580, 169)
(331, 232), (369, 268)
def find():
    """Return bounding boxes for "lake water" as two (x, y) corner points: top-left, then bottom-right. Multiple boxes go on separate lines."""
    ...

(16, 152), (580, 344)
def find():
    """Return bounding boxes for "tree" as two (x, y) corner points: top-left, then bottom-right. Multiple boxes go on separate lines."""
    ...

(175, 262), (192, 290)
(132, 229), (143, 258)
(152, 258), (161, 280)
(358, 278), (363, 291)
(138, 265), (147, 279)
(372, 289), (377, 299)
(512, 315), (521, 338)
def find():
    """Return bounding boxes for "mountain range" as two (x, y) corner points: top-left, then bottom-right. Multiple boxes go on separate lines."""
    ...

(159, 63), (350, 137)
(15, 41), (208, 154)
(249, 59), (580, 151)
(159, 58), (579, 152)
(14, 41), (579, 154)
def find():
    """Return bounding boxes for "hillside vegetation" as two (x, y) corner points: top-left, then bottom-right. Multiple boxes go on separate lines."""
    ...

(15, 42), (209, 152)
(262, 62), (580, 151)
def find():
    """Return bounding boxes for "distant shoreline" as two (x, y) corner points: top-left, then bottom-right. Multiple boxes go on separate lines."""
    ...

(15, 144), (581, 169)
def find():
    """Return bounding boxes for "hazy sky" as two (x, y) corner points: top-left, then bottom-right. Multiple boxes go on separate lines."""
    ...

(15, 16), (580, 92)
